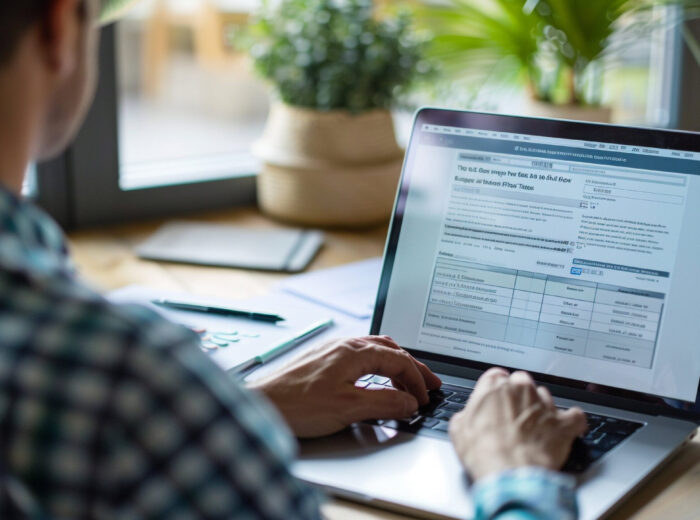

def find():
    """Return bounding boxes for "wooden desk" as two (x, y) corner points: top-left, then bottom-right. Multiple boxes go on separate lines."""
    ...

(68, 207), (700, 520)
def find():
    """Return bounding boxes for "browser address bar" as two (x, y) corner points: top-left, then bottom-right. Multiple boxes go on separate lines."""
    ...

(459, 154), (567, 170)
(490, 156), (568, 170)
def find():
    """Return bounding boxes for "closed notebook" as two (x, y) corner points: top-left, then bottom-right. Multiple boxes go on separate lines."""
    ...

(136, 221), (324, 272)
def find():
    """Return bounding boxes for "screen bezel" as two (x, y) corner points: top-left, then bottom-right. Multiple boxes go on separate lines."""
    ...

(371, 107), (700, 423)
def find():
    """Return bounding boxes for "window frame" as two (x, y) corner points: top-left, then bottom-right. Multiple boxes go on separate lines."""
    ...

(36, 25), (257, 230)
(678, 19), (700, 131)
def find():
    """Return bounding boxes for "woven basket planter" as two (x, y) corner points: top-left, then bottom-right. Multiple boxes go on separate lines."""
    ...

(253, 103), (404, 227)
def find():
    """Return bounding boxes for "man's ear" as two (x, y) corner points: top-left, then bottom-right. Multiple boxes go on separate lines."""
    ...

(40, 0), (85, 78)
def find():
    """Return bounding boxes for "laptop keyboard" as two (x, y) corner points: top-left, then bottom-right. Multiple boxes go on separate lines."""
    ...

(357, 377), (643, 473)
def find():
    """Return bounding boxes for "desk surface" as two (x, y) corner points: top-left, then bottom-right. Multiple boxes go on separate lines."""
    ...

(68, 206), (700, 520)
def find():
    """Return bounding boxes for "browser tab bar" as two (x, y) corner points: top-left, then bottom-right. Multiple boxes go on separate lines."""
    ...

(420, 123), (700, 162)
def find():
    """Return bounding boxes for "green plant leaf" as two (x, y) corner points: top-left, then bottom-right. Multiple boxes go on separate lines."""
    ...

(99, 0), (140, 24)
(241, 0), (430, 112)
(419, 0), (699, 106)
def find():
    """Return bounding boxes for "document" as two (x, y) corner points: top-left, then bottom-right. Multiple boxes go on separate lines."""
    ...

(279, 257), (383, 318)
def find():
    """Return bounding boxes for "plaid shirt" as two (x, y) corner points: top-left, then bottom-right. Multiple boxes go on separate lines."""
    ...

(0, 186), (322, 519)
(0, 186), (576, 520)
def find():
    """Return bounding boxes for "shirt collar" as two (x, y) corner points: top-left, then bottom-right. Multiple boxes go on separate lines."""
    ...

(0, 184), (73, 280)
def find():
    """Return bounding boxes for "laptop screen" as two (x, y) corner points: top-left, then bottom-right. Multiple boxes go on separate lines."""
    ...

(373, 109), (700, 415)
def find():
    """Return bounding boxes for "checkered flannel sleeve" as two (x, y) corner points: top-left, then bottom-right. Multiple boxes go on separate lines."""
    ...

(99, 311), (324, 520)
(472, 467), (578, 520)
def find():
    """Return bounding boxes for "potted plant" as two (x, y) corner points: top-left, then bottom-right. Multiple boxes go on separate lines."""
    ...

(242, 0), (430, 227)
(417, 0), (700, 123)
(100, 0), (140, 23)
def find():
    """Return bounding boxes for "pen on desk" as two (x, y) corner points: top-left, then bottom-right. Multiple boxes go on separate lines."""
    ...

(152, 299), (285, 323)
(231, 318), (334, 376)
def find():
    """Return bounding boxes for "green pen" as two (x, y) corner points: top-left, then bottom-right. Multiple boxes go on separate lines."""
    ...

(230, 318), (334, 375)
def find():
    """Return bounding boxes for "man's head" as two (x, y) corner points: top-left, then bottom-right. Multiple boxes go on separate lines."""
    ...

(0, 0), (100, 166)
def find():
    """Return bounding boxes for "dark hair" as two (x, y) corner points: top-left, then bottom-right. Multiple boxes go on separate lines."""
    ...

(0, 1), (53, 66)
(0, 0), (90, 67)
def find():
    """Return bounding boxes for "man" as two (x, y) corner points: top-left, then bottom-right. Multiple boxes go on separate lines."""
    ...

(0, 1), (587, 519)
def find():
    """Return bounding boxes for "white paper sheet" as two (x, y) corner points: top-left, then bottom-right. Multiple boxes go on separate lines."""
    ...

(279, 257), (383, 319)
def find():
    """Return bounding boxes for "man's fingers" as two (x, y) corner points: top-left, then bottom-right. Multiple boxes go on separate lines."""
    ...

(348, 387), (419, 423)
(536, 385), (554, 409)
(358, 335), (401, 349)
(557, 407), (588, 437)
(355, 345), (430, 405)
(357, 336), (442, 390)
(414, 359), (443, 390)
(509, 370), (536, 387)
(508, 371), (541, 412)
(476, 367), (509, 388)
(470, 367), (509, 401)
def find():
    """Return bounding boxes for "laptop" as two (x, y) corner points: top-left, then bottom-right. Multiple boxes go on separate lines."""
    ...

(293, 108), (700, 520)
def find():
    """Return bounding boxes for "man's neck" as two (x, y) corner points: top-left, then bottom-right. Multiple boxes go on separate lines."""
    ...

(0, 48), (43, 196)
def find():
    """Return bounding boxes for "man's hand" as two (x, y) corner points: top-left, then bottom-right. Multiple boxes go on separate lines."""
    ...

(450, 368), (587, 481)
(249, 336), (442, 438)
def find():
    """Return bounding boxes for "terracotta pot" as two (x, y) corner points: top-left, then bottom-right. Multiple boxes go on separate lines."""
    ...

(522, 99), (613, 124)
(252, 102), (404, 227)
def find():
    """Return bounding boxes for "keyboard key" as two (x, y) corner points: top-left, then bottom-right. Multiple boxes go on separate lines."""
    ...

(429, 389), (454, 401)
(419, 417), (439, 428)
(587, 448), (606, 461)
(583, 428), (603, 440)
(358, 374), (373, 382)
(433, 420), (449, 432)
(379, 417), (421, 434)
(438, 402), (463, 414)
(598, 421), (640, 437)
(595, 433), (626, 451)
(371, 375), (391, 385)
(355, 381), (370, 389)
(435, 410), (455, 421)
(446, 393), (470, 405)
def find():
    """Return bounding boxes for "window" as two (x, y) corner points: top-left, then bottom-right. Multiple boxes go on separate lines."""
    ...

(31, 3), (696, 229)
(116, 0), (267, 190)
(412, 4), (688, 129)
(36, 8), (261, 229)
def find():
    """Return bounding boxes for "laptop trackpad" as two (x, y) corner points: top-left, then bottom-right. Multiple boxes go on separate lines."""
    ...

(299, 423), (409, 459)
(295, 425), (474, 519)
